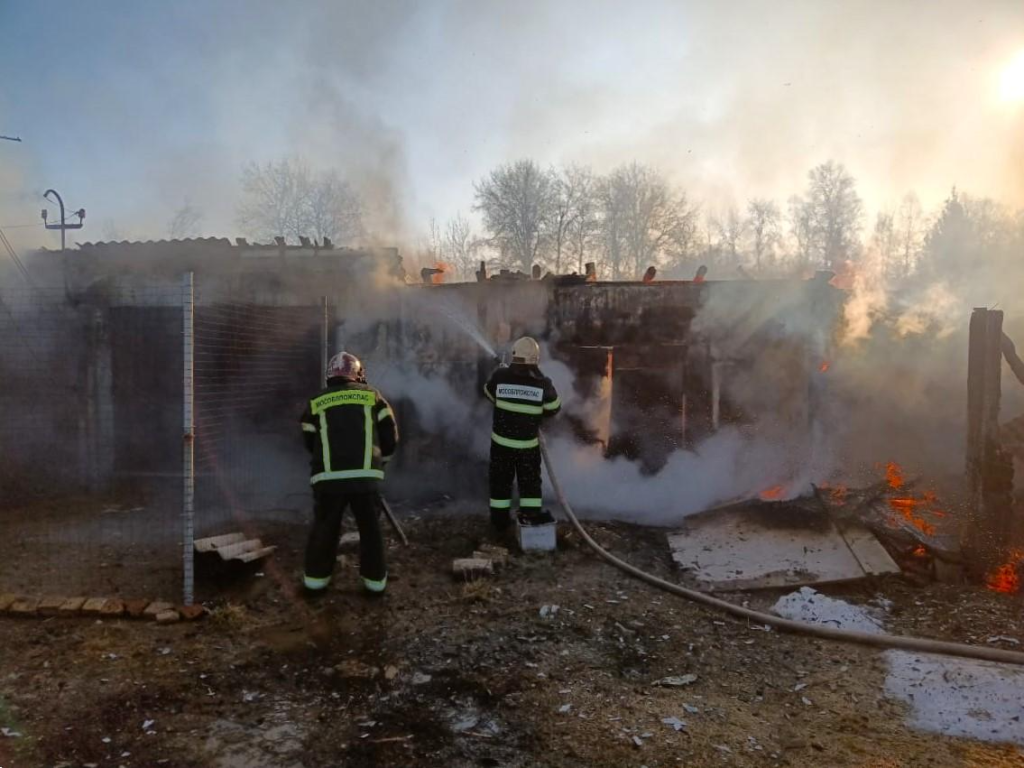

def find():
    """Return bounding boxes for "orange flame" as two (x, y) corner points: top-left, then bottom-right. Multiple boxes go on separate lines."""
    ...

(885, 461), (905, 490)
(819, 361), (830, 373)
(882, 461), (941, 536)
(431, 262), (451, 284)
(987, 550), (1024, 594)
(911, 545), (928, 558)
(818, 482), (849, 507)
(760, 485), (785, 501)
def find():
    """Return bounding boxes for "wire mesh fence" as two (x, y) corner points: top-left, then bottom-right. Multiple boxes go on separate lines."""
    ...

(0, 268), (335, 603)
(0, 277), (187, 599)
(0, 268), (486, 603)
(192, 294), (324, 540)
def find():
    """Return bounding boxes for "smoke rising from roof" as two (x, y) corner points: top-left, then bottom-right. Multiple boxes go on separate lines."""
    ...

(1, 1), (1022, 253)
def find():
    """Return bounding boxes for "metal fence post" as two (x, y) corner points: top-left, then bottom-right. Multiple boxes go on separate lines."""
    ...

(182, 272), (196, 605)
(321, 296), (329, 387)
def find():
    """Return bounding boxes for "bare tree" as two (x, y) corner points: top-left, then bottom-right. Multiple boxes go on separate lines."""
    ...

(871, 210), (899, 278)
(787, 194), (814, 271)
(444, 213), (478, 281)
(168, 202), (203, 239)
(798, 161), (864, 268)
(237, 157), (363, 244)
(746, 198), (781, 273)
(712, 205), (746, 270)
(474, 159), (554, 272)
(599, 162), (697, 279)
(696, 210), (720, 272)
(424, 217), (444, 262)
(237, 158), (310, 242)
(565, 165), (599, 274)
(894, 192), (924, 279)
(546, 164), (595, 274)
(307, 170), (363, 244)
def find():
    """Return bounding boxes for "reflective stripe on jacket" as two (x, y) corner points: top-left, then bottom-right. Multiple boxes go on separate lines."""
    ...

(484, 363), (560, 449)
(300, 382), (398, 485)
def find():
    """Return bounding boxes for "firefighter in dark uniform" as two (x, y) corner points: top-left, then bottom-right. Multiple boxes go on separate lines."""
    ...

(483, 337), (561, 529)
(300, 352), (398, 595)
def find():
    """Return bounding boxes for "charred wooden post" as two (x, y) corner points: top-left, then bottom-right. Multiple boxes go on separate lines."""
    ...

(964, 308), (1014, 576)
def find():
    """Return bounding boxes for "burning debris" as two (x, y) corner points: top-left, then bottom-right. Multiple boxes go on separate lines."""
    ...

(757, 485), (786, 501)
(815, 462), (951, 552)
(670, 460), (967, 591)
(986, 550), (1024, 594)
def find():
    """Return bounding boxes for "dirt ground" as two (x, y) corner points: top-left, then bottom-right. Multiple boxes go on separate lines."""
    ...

(1, 506), (1024, 768)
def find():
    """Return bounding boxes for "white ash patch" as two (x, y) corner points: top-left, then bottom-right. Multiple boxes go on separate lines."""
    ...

(772, 587), (885, 634)
(774, 586), (1024, 746)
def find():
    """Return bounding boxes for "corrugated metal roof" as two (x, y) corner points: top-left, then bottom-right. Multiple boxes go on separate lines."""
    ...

(76, 237), (234, 249)
(73, 238), (394, 254)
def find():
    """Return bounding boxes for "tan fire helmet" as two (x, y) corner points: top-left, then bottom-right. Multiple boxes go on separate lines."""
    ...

(512, 336), (541, 365)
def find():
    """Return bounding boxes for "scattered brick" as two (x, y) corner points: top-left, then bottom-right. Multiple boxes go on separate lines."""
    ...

(476, 543), (510, 563)
(100, 599), (126, 617)
(9, 598), (40, 616)
(474, 546), (509, 569)
(60, 597), (87, 614)
(144, 601), (174, 618)
(155, 610), (181, 624)
(0, 594), (20, 612)
(82, 598), (110, 614)
(124, 599), (150, 618)
(452, 557), (494, 580)
(178, 604), (208, 621)
(38, 596), (68, 616)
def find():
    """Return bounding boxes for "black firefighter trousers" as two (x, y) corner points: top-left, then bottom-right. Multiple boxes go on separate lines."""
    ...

(304, 485), (387, 593)
(489, 442), (543, 528)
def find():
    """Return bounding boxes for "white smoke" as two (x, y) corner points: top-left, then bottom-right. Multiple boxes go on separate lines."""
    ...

(535, 340), (826, 523)
(373, 362), (492, 459)
(543, 428), (803, 525)
(894, 282), (960, 339)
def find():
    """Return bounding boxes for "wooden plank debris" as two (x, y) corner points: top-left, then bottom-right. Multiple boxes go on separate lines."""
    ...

(668, 499), (899, 591)
(195, 532), (276, 565)
(193, 532), (247, 553)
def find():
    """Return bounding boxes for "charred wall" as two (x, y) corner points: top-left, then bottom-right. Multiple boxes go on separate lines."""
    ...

(8, 243), (842, 511)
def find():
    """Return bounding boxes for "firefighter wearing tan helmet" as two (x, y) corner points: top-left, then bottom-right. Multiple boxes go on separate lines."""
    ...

(483, 336), (561, 530)
(299, 351), (399, 596)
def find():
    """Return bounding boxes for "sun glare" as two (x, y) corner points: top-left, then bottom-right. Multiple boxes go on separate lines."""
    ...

(999, 49), (1024, 103)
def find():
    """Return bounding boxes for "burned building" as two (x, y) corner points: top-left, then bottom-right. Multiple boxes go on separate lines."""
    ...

(0, 239), (843, 595)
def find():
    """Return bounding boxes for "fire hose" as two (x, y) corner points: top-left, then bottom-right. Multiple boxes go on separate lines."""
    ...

(537, 435), (1024, 667)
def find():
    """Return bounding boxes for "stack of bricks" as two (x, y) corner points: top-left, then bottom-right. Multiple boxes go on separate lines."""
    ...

(452, 544), (510, 581)
(0, 594), (207, 622)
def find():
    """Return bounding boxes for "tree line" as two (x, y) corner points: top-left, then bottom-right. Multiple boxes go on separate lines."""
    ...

(438, 158), (1023, 284)
(162, 155), (1023, 286)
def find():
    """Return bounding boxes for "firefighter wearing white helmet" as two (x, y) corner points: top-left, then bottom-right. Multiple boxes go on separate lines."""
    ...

(299, 351), (399, 596)
(483, 336), (561, 530)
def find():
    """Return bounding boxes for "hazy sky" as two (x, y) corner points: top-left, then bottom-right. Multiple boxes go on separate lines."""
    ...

(1, 0), (1022, 251)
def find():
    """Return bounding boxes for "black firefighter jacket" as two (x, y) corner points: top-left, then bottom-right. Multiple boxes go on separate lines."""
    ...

(300, 381), (399, 490)
(484, 363), (561, 449)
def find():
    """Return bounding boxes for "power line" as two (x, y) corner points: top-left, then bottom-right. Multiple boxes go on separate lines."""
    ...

(0, 226), (33, 284)
(0, 221), (43, 230)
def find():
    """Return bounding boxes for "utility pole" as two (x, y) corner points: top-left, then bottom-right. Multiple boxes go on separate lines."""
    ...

(41, 189), (85, 252)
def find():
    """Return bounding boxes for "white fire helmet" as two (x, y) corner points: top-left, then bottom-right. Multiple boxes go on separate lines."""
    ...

(512, 336), (541, 365)
(326, 351), (365, 382)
